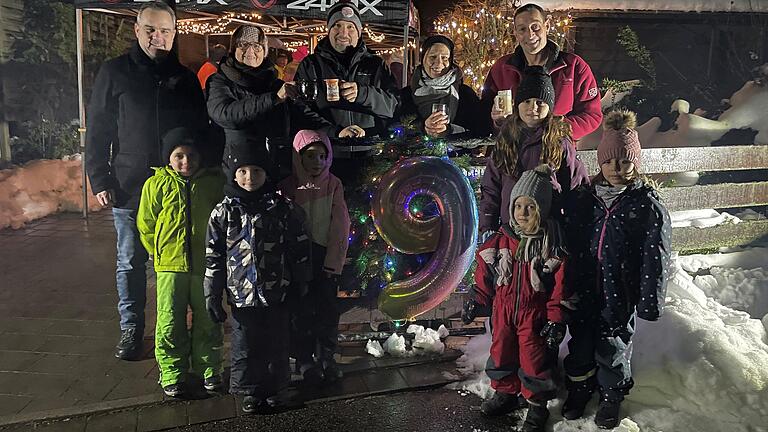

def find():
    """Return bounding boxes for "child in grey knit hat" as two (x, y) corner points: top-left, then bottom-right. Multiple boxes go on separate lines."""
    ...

(465, 165), (572, 431)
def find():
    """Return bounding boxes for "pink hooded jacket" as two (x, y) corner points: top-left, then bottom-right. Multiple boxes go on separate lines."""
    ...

(278, 130), (351, 275)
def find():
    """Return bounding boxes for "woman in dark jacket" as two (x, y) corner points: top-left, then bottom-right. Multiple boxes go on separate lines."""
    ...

(398, 35), (492, 138)
(207, 25), (331, 175)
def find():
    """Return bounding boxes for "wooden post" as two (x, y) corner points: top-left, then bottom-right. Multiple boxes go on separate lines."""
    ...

(76, 9), (88, 219)
(0, 121), (10, 162)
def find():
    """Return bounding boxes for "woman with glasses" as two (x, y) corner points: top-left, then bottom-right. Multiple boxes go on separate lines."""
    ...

(207, 25), (332, 177)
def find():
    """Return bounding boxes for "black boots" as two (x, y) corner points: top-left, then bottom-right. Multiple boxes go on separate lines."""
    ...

(115, 328), (143, 360)
(322, 359), (343, 383)
(594, 396), (622, 429)
(562, 377), (597, 420)
(521, 403), (550, 432)
(480, 391), (525, 416)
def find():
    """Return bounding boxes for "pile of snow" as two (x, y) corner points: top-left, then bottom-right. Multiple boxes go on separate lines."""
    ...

(670, 209), (741, 228)
(0, 157), (102, 230)
(366, 325), (450, 358)
(680, 248), (768, 319)
(452, 250), (768, 431)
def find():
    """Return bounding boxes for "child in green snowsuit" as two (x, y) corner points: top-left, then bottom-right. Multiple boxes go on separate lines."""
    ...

(137, 127), (225, 397)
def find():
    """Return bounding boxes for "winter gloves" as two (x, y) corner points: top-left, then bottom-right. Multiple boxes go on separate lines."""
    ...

(206, 296), (227, 323)
(540, 321), (566, 351)
(461, 298), (479, 324)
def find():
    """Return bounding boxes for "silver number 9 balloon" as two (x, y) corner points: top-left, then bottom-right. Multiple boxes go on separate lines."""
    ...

(372, 156), (478, 321)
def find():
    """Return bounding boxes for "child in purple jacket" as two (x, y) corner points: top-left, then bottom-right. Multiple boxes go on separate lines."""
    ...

(479, 66), (588, 241)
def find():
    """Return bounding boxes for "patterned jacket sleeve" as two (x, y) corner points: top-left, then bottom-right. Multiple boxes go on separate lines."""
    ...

(479, 158), (502, 233)
(204, 203), (227, 301)
(285, 202), (312, 284)
(637, 193), (672, 321)
(473, 235), (499, 306)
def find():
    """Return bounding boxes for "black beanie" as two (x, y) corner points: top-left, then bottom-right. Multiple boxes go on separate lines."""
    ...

(514, 66), (555, 109)
(421, 35), (455, 65)
(161, 127), (200, 163)
(327, 1), (362, 33)
(224, 144), (272, 179)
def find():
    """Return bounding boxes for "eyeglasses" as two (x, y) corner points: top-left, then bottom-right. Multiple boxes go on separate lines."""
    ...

(237, 42), (264, 52)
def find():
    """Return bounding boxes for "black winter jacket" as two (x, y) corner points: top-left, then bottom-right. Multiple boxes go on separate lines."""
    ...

(85, 43), (208, 209)
(397, 71), (492, 138)
(206, 58), (331, 168)
(294, 38), (399, 142)
(562, 179), (672, 330)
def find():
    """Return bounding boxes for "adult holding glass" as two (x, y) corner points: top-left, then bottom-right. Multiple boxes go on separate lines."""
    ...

(398, 35), (492, 138)
(207, 25), (331, 175)
(482, 3), (602, 140)
(294, 0), (399, 177)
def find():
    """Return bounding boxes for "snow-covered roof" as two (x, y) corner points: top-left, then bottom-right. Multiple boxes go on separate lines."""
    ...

(530, 0), (768, 13)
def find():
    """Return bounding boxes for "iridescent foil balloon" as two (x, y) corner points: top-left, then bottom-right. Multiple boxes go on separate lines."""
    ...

(372, 156), (478, 321)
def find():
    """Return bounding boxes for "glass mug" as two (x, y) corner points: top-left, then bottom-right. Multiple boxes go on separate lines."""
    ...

(325, 78), (340, 102)
(296, 80), (317, 100)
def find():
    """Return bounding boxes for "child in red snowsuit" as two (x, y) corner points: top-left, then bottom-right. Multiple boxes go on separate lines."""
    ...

(464, 165), (570, 432)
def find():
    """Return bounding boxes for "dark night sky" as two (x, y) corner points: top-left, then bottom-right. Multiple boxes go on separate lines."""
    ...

(412, 0), (462, 35)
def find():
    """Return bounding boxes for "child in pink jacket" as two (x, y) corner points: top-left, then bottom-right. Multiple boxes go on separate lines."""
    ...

(278, 129), (351, 385)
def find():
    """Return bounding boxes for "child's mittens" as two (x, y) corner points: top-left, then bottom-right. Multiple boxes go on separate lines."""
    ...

(530, 257), (563, 292)
(541, 257), (561, 273)
(540, 321), (566, 351)
(205, 296), (227, 323)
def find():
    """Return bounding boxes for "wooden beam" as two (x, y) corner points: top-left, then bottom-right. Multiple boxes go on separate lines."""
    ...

(577, 146), (768, 174)
(672, 220), (768, 252)
(661, 182), (768, 212)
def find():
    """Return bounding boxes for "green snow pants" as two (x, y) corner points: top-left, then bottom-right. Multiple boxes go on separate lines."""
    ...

(155, 272), (223, 387)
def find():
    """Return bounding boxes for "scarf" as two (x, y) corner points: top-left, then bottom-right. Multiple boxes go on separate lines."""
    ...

(507, 220), (566, 292)
(219, 55), (280, 91)
(410, 65), (461, 123)
(595, 183), (627, 208)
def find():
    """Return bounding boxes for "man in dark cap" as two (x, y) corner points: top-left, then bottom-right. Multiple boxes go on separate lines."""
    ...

(294, 0), (399, 182)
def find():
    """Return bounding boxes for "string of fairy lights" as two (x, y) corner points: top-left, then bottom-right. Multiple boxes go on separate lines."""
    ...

(176, 12), (262, 35)
(178, 16), (386, 45)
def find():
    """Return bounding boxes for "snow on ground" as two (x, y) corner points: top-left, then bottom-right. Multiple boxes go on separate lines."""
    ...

(670, 209), (741, 228)
(451, 249), (768, 432)
(366, 324), (450, 358)
(0, 156), (102, 230)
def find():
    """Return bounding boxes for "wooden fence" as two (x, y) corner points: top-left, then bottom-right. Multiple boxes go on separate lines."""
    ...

(576, 145), (768, 252)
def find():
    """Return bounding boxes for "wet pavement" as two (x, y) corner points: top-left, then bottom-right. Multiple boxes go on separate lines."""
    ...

(0, 211), (472, 431)
(174, 387), (522, 432)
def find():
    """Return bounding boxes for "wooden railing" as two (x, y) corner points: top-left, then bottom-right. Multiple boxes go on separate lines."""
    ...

(577, 145), (768, 252)
(455, 140), (768, 252)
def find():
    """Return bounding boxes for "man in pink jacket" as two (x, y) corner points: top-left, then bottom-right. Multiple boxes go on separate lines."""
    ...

(482, 3), (602, 140)
(279, 130), (351, 386)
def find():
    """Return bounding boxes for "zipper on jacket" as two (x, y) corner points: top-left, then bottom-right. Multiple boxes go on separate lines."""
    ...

(594, 190), (626, 262)
(513, 260), (523, 325)
(184, 178), (192, 271)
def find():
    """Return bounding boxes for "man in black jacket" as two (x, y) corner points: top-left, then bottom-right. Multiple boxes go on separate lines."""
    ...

(85, 1), (208, 361)
(294, 0), (398, 181)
